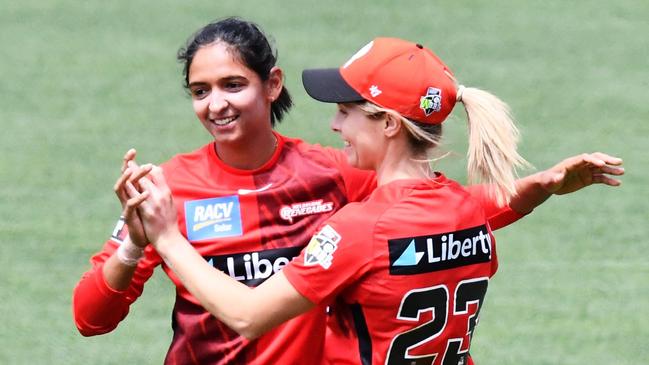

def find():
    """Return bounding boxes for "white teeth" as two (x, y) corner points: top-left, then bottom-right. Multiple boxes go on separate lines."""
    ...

(213, 116), (237, 126)
(343, 141), (351, 147)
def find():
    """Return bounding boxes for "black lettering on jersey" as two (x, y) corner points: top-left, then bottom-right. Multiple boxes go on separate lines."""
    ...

(388, 225), (492, 275)
(205, 246), (303, 287)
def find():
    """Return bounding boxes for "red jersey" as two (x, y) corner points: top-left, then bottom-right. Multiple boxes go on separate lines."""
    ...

(73, 133), (375, 365)
(284, 175), (499, 365)
(73, 132), (522, 364)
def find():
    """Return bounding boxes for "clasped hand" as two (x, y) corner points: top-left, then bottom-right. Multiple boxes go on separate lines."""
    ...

(113, 149), (179, 249)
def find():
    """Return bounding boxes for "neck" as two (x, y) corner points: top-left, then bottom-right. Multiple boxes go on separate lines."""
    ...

(215, 131), (278, 170)
(375, 141), (432, 186)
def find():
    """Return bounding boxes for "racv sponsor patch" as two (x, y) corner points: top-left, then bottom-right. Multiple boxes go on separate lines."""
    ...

(185, 195), (243, 241)
(304, 225), (341, 269)
(389, 225), (492, 275)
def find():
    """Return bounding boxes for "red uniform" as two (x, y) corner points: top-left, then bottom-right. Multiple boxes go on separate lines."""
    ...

(73, 133), (375, 365)
(284, 175), (501, 365)
(73, 133), (522, 364)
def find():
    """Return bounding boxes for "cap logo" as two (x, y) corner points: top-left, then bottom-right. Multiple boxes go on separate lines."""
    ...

(369, 85), (382, 97)
(343, 41), (374, 69)
(419, 87), (442, 116)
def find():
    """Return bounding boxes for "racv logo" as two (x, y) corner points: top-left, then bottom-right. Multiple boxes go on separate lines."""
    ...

(389, 225), (492, 275)
(184, 196), (243, 241)
(206, 246), (303, 287)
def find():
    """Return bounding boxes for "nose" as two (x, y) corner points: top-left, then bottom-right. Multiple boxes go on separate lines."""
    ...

(208, 92), (229, 114)
(330, 112), (342, 133)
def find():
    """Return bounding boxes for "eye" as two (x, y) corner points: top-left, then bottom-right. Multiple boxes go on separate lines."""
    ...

(224, 80), (246, 91)
(190, 88), (208, 99)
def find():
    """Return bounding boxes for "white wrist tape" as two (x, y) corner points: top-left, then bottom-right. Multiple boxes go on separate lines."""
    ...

(116, 240), (144, 267)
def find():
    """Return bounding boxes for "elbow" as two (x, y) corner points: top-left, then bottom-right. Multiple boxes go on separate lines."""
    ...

(235, 320), (264, 340)
(74, 319), (115, 337)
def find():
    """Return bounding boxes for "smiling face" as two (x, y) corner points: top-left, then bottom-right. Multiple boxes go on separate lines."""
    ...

(330, 103), (386, 170)
(187, 42), (279, 145)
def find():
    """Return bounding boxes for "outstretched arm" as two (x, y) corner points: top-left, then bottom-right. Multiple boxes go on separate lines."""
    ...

(121, 167), (315, 339)
(509, 152), (624, 214)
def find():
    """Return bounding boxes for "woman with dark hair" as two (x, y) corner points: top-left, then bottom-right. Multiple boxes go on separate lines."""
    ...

(73, 17), (377, 364)
(73, 19), (623, 364)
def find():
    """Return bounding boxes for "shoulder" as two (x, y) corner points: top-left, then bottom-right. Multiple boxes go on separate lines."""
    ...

(326, 199), (386, 238)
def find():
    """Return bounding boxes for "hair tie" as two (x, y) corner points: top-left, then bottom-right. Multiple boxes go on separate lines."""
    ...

(456, 85), (466, 102)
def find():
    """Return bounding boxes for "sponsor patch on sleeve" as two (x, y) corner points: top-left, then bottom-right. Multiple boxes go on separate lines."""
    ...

(110, 216), (128, 244)
(185, 195), (243, 241)
(304, 225), (341, 269)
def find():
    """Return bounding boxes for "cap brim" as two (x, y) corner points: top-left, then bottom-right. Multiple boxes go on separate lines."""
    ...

(302, 68), (364, 103)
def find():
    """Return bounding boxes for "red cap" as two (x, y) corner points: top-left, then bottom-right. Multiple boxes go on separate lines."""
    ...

(302, 37), (458, 124)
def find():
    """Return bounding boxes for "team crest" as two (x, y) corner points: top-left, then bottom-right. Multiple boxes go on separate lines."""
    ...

(304, 225), (341, 269)
(419, 87), (442, 116)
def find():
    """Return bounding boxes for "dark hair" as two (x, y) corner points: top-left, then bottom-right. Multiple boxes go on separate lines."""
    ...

(177, 17), (292, 126)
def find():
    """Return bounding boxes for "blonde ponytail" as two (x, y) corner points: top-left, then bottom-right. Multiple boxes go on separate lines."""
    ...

(459, 86), (530, 206)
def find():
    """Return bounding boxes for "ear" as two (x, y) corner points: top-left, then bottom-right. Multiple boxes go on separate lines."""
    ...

(383, 113), (402, 138)
(266, 66), (284, 102)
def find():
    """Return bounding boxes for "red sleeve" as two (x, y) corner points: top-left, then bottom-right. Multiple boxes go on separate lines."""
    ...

(72, 223), (161, 336)
(465, 185), (527, 230)
(283, 207), (373, 305)
(322, 147), (377, 203)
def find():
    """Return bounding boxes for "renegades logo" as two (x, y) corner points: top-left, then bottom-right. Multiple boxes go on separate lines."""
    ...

(185, 196), (243, 241)
(279, 199), (334, 223)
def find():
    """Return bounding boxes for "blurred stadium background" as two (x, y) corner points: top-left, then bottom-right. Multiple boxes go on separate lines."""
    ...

(1, 1), (647, 364)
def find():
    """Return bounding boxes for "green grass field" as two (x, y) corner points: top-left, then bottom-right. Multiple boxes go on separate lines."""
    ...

(1, 1), (647, 364)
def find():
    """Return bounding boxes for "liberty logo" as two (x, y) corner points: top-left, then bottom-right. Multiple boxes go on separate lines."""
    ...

(392, 239), (424, 266)
(389, 225), (492, 275)
(419, 87), (442, 116)
(206, 246), (303, 287)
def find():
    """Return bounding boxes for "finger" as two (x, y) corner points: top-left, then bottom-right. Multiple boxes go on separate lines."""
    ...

(592, 174), (622, 186)
(579, 153), (606, 168)
(590, 152), (623, 166)
(124, 180), (145, 198)
(148, 166), (171, 193)
(137, 176), (159, 196)
(121, 149), (137, 173)
(126, 190), (150, 209)
(129, 164), (154, 185)
(114, 169), (134, 202)
(597, 165), (625, 176)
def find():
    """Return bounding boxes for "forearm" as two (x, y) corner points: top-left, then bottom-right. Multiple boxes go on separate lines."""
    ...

(73, 261), (132, 336)
(509, 172), (552, 214)
(154, 232), (264, 338)
(102, 237), (142, 290)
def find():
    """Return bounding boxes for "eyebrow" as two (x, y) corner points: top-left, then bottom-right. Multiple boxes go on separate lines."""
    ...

(188, 75), (247, 88)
